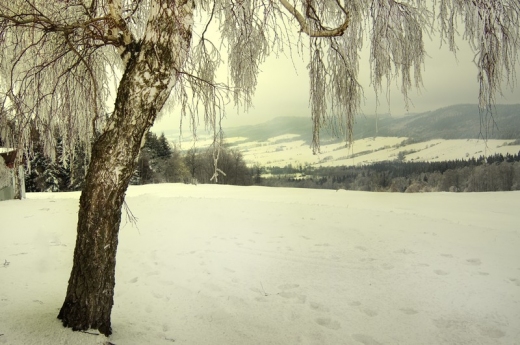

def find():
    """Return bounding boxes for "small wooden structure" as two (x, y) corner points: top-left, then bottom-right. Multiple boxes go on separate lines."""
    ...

(0, 148), (22, 201)
(0, 149), (17, 168)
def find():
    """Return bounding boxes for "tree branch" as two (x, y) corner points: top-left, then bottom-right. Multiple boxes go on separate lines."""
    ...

(278, 0), (350, 37)
(0, 7), (135, 55)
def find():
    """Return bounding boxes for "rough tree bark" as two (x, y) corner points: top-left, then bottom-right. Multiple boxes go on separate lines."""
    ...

(57, 0), (194, 335)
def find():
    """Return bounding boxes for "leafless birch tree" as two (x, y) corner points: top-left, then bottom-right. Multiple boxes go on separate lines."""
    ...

(0, 0), (518, 337)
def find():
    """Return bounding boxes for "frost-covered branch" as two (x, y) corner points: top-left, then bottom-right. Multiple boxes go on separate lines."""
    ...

(278, 0), (350, 37)
(369, 0), (429, 110)
(435, 0), (520, 137)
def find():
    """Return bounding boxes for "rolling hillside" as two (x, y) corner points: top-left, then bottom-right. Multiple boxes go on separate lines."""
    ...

(223, 104), (520, 143)
(169, 104), (520, 167)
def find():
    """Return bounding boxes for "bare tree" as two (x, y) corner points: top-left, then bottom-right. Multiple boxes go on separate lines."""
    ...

(0, 0), (519, 337)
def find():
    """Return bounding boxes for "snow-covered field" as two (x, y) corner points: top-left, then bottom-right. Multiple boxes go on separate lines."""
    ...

(1, 184), (519, 345)
(174, 132), (520, 168)
(234, 137), (520, 167)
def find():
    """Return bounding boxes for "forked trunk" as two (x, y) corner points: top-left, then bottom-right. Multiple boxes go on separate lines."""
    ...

(58, 0), (194, 335)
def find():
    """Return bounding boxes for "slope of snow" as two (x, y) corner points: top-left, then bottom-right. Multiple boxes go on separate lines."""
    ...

(172, 131), (520, 168)
(1, 184), (519, 344)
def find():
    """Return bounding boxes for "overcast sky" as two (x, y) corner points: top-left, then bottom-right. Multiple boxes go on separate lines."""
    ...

(153, 22), (520, 134)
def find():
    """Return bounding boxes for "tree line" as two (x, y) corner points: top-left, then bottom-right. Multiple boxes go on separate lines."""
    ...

(24, 131), (253, 192)
(258, 152), (520, 193)
(24, 131), (520, 194)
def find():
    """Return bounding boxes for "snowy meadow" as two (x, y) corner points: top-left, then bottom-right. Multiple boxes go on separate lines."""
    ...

(1, 184), (519, 344)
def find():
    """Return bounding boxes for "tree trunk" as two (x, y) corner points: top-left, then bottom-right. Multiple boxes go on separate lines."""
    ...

(12, 147), (24, 199)
(58, 0), (194, 336)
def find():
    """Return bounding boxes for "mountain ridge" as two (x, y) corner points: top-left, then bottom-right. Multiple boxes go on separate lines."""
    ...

(223, 104), (520, 143)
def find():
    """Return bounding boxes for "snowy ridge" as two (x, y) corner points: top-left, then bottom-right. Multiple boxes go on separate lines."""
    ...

(1, 184), (519, 344)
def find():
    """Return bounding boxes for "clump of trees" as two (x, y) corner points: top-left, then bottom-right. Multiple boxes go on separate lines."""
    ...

(25, 131), (253, 192)
(259, 152), (520, 193)
(131, 131), (252, 186)
(131, 131), (188, 185)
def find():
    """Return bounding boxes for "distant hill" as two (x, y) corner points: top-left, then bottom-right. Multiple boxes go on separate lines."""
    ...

(223, 116), (314, 143)
(224, 104), (520, 142)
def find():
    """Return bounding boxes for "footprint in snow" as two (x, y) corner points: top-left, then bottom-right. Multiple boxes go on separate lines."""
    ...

(315, 317), (341, 330)
(434, 269), (449, 276)
(394, 249), (415, 255)
(362, 308), (378, 317)
(381, 263), (394, 270)
(508, 278), (520, 286)
(309, 302), (330, 312)
(466, 258), (482, 266)
(478, 325), (506, 338)
(352, 334), (382, 345)
(400, 308), (418, 315)
(278, 291), (306, 304)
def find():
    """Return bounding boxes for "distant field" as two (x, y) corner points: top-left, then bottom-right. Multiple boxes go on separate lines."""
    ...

(171, 132), (520, 168)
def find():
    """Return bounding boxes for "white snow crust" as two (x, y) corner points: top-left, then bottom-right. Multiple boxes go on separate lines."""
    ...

(1, 184), (519, 344)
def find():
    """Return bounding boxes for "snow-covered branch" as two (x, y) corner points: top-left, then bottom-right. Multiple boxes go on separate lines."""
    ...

(278, 0), (350, 37)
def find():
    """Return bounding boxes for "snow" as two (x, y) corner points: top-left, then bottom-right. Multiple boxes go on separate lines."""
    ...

(173, 132), (520, 168)
(1, 184), (519, 344)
